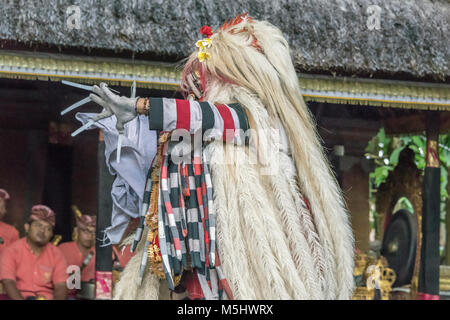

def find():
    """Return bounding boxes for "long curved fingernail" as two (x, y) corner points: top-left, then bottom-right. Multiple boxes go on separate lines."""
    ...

(71, 120), (95, 137)
(116, 134), (123, 164)
(62, 80), (93, 92)
(61, 96), (92, 115)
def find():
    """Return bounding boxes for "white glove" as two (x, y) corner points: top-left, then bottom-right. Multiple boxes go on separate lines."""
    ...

(90, 82), (138, 134)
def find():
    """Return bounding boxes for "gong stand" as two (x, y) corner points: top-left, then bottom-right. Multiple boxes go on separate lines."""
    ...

(418, 111), (441, 300)
(377, 146), (423, 296)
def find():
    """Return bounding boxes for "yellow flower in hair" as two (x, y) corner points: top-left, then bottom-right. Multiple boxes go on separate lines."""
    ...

(196, 40), (204, 49)
(196, 38), (212, 50)
(202, 38), (212, 48)
(196, 35), (212, 62)
(197, 50), (211, 62)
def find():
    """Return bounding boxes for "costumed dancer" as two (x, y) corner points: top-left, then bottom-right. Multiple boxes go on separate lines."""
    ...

(71, 14), (354, 300)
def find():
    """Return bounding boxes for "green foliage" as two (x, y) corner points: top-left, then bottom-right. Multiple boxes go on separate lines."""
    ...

(366, 129), (450, 238)
(366, 129), (449, 196)
(369, 166), (393, 188)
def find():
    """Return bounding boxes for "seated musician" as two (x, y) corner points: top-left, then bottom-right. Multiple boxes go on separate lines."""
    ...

(0, 205), (68, 300)
(0, 189), (19, 258)
(59, 214), (96, 299)
(0, 189), (19, 299)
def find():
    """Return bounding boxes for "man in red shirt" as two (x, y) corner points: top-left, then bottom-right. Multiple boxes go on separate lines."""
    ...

(59, 214), (96, 298)
(0, 205), (68, 300)
(0, 189), (19, 299)
(0, 189), (19, 258)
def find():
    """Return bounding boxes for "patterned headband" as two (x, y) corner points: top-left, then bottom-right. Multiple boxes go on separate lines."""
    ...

(0, 189), (10, 200)
(77, 214), (96, 229)
(30, 204), (55, 227)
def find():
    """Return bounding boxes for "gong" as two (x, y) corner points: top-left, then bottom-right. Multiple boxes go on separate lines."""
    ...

(381, 209), (417, 287)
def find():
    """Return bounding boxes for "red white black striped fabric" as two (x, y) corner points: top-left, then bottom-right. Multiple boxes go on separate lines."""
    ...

(148, 98), (250, 144)
(132, 97), (249, 299)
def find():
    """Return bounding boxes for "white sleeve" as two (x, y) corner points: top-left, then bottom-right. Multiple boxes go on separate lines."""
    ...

(75, 112), (157, 244)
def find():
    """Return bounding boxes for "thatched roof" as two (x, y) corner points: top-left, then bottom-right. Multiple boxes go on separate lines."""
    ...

(0, 0), (449, 81)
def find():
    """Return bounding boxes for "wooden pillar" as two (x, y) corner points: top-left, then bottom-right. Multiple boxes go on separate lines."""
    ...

(95, 131), (115, 299)
(418, 111), (441, 299)
(341, 161), (371, 252)
(444, 180), (450, 265)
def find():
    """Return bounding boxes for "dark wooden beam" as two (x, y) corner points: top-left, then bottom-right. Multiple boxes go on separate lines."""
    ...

(95, 131), (114, 299)
(418, 111), (441, 299)
(317, 116), (381, 157)
(384, 112), (450, 135)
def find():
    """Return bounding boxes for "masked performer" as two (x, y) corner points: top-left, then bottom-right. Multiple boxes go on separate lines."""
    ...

(74, 14), (354, 300)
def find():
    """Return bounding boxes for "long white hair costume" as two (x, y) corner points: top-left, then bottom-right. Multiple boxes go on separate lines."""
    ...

(114, 14), (354, 300)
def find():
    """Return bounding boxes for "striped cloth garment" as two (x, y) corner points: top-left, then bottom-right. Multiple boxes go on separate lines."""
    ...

(148, 98), (250, 145)
(132, 98), (249, 300)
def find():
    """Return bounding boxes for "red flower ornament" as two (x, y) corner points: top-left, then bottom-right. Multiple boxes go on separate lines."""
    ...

(200, 25), (213, 38)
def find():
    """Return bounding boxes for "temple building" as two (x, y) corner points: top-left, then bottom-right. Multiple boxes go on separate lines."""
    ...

(0, 0), (448, 299)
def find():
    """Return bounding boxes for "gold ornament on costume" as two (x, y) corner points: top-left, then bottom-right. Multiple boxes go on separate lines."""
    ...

(143, 132), (185, 287)
(144, 132), (184, 285)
